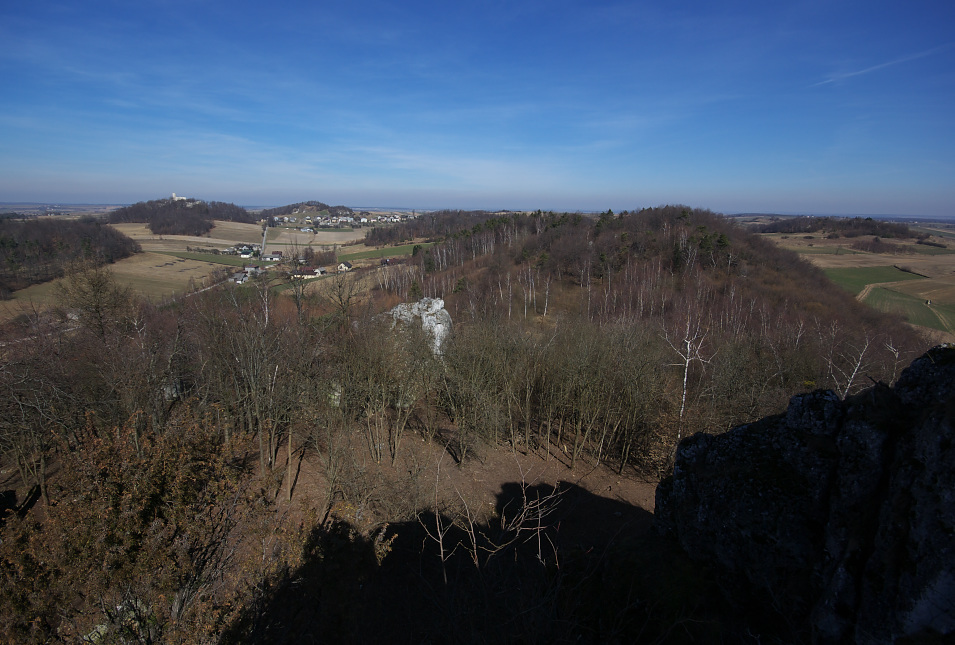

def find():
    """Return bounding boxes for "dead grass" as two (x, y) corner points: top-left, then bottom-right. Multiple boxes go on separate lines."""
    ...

(768, 233), (955, 274)
(110, 252), (228, 299)
(0, 252), (226, 322)
(263, 229), (367, 264)
(113, 221), (264, 250)
(0, 282), (60, 324)
(888, 278), (955, 303)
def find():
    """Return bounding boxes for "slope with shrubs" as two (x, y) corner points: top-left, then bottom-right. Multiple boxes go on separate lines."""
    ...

(0, 205), (930, 643)
(367, 206), (923, 469)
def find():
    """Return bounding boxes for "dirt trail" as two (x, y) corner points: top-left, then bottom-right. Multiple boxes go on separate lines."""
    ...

(856, 283), (875, 301)
(856, 280), (914, 302)
(927, 303), (955, 334)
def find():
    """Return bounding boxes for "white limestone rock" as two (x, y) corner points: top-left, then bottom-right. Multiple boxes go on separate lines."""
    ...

(387, 297), (452, 354)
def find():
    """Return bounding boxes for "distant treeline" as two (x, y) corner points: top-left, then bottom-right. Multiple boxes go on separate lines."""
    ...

(755, 215), (913, 238)
(850, 238), (913, 254)
(259, 201), (354, 219)
(0, 217), (140, 297)
(108, 198), (255, 236)
(364, 209), (496, 246)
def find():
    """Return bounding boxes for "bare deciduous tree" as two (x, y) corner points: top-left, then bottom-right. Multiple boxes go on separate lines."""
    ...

(55, 261), (132, 339)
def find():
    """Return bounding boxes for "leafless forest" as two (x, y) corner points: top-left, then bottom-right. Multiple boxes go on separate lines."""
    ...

(0, 206), (928, 643)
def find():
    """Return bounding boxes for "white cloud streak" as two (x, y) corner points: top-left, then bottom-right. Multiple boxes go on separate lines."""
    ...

(813, 43), (952, 86)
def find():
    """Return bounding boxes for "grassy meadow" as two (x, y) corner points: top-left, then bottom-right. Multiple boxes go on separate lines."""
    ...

(338, 242), (434, 262)
(865, 287), (955, 333)
(823, 266), (925, 296)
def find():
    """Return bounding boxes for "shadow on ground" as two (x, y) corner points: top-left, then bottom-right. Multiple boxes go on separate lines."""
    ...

(223, 481), (745, 644)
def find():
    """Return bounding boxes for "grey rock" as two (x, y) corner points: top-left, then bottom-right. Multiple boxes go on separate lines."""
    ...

(655, 344), (955, 643)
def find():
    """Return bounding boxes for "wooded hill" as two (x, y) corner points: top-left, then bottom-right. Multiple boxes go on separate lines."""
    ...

(107, 197), (255, 236)
(259, 201), (355, 219)
(0, 205), (930, 643)
(0, 216), (140, 298)
(368, 206), (923, 447)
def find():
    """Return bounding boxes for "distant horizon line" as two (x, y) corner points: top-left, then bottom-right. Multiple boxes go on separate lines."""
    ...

(1, 200), (951, 223)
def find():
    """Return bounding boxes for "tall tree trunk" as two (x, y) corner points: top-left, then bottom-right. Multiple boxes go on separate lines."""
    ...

(286, 429), (293, 502)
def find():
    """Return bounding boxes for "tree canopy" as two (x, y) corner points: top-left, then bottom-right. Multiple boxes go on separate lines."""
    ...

(0, 217), (140, 297)
(108, 197), (255, 236)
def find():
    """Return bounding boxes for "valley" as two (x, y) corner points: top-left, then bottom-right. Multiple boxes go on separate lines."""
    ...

(0, 205), (949, 643)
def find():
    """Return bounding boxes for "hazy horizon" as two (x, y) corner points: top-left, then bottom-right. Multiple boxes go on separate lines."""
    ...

(2, 1), (953, 218)
(4, 198), (953, 223)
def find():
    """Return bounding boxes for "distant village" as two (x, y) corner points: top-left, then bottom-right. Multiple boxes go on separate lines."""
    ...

(223, 246), (345, 286)
(268, 211), (410, 232)
(179, 243), (356, 285)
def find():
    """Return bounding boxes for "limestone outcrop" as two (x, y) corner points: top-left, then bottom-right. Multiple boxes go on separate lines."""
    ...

(386, 297), (452, 354)
(655, 345), (955, 643)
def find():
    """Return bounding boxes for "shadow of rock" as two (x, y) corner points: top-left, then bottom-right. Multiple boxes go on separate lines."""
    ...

(224, 481), (736, 644)
(0, 485), (39, 525)
(0, 489), (16, 524)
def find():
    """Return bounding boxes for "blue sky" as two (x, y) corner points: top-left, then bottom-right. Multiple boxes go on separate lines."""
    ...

(1, 0), (953, 216)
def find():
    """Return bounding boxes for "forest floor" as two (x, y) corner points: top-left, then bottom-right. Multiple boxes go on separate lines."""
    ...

(1, 430), (660, 568)
(281, 432), (659, 551)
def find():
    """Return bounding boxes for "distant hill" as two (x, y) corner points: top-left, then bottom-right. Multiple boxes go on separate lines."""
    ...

(107, 197), (255, 236)
(753, 215), (913, 238)
(259, 201), (354, 219)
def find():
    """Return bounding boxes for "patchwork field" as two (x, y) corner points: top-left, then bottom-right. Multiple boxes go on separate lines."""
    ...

(266, 226), (365, 250)
(1, 220), (381, 325)
(114, 220), (368, 257)
(888, 277), (955, 305)
(111, 222), (261, 250)
(764, 230), (955, 338)
(823, 266), (925, 296)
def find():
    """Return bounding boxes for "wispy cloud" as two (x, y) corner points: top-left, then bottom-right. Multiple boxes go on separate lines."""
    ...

(813, 43), (952, 86)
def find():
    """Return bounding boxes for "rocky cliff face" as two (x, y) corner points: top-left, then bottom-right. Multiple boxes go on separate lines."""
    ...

(655, 345), (955, 644)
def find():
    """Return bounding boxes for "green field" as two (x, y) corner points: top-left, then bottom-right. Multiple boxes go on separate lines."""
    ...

(911, 245), (955, 256)
(823, 266), (924, 296)
(912, 226), (955, 240)
(864, 287), (955, 333)
(338, 242), (434, 262)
